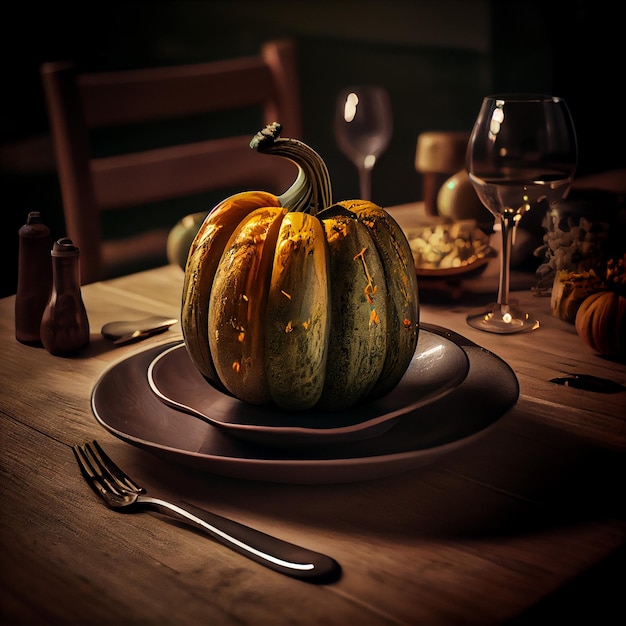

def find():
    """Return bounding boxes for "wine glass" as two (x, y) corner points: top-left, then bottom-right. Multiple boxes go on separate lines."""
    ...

(334, 85), (393, 200)
(465, 94), (577, 334)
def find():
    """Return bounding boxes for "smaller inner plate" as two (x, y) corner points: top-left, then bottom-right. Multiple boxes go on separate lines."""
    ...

(147, 329), (469, 447)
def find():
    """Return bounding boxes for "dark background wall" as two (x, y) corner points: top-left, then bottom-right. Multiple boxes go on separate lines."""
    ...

(2, 0), (623, 296)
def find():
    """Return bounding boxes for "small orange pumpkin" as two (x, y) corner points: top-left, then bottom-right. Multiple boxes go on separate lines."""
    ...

(575, 290), (626, 357)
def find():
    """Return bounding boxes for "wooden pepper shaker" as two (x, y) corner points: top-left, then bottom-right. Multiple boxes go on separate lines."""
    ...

(40, 238), (90, 356)
(15, 211), (53, 345)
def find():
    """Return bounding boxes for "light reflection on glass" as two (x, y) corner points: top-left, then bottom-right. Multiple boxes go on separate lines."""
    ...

(343, 92), (359, 122)
(489, 103), (505, 141)
(364, 154), (376, 169)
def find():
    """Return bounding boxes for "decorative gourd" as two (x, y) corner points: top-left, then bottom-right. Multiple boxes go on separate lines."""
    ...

(550, 269), (601, 323)
(167, 211), (208, 270)
(181, 122), (419, 411)
(575, 290), (626, 358)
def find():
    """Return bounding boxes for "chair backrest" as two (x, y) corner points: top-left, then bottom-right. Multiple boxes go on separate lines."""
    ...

(40, 39), (302, 285)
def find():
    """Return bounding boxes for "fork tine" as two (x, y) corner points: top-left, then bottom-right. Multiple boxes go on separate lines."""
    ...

(88, 440), (145, 494)
(72, 443), (112, 499)
(80, 443), (124, 495)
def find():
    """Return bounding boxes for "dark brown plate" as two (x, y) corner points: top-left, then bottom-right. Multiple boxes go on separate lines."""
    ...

(147, 329), (469, 446)
(91, 324), (519, 484)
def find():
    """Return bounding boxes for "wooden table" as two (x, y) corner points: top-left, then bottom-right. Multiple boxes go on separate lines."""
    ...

(1, 206), (625, 625)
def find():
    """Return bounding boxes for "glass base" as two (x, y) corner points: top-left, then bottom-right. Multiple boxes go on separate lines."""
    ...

(466, 301), (540, 334)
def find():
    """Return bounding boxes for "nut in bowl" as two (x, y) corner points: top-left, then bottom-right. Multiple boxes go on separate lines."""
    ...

(407, 219), (495, 279)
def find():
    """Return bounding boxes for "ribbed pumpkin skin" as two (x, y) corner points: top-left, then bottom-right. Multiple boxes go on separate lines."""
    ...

(349, 201), (421, 399)
(575, 290), (626, 357)
(264, 211), (331, 410)
(181, 198), (419, 412)
(181, 191), (280, 385)
(181, 124), (420, 412)
(317, 211), (388, 410)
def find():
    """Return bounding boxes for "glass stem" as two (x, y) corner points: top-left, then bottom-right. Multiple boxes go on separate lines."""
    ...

(496, 215), (517, 309)
(358, 166), (372, 201)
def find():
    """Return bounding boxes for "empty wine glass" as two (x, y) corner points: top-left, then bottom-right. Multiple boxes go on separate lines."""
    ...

(465, 94), (577, 333)
(334, 85), (393, 200)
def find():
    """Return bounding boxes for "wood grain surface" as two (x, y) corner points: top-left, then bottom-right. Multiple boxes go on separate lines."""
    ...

(1, 206), (624, 625)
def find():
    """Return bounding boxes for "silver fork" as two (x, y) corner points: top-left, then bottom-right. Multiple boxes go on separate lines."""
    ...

(72, 440), (340, 583)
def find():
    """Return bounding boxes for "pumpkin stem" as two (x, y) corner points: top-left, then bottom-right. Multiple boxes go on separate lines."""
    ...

(250, 122), (333, 214)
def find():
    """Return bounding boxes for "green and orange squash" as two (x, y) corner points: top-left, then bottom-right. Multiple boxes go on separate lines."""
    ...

(181, 123), (419, 411)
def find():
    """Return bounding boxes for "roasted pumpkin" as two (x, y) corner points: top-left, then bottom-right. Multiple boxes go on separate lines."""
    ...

(181, 123), (419, 411)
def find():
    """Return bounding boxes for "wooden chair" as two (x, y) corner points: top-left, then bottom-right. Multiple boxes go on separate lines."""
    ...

(40, 39), (302, 284)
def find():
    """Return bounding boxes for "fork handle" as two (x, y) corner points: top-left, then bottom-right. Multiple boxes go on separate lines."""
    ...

(138, 495), (340, 583)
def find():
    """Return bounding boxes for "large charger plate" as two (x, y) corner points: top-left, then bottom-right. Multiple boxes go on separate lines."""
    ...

(146, 328), (470, 446)
(91, 324), (519, 484)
